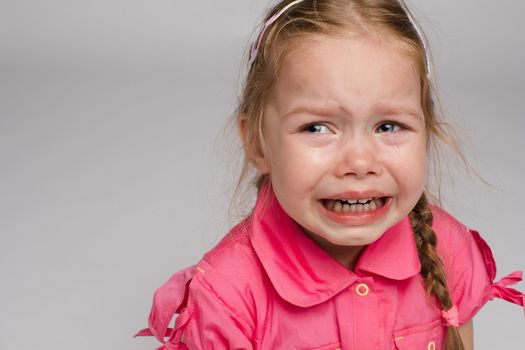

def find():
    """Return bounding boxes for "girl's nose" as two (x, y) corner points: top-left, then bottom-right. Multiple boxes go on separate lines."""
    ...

(335, 136), (381, 179)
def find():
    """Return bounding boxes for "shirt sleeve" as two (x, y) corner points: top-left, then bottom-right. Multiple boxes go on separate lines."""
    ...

(449, 227), (524, 325)
(448, 227), (492, 325)
(136, 262), (255, 350)
(181, 270), (255, 350)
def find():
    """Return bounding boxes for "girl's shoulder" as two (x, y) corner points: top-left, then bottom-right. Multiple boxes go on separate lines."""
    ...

(429, 205), (488, 287)
(201, 215), (257, 272)
(137, 216), (267, 347)
(197, 215), (269, 295)
(429, 205), (524, 325)
(430, 205), (473, 256)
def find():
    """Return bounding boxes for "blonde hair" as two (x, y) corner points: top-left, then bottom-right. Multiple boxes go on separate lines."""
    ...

(234, 1), (465, 348)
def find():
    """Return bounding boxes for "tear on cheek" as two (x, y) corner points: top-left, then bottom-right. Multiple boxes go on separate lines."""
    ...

(393, 143), (401, 154)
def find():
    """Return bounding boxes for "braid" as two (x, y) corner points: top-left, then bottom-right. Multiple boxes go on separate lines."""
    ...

(409, 193), (465, 350)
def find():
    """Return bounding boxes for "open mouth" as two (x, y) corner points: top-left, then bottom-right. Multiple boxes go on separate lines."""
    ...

(322, 197), (389, 213)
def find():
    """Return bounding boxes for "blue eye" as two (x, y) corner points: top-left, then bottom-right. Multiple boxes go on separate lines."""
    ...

(303, 123), (331, 134)
(376, 122), (401, 133)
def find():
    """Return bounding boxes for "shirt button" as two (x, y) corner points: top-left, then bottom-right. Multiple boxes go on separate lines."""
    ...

(427, 341), (436, 350)
(356, 283), (369, 296)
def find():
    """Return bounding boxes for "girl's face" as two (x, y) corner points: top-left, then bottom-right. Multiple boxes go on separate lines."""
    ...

(255, 33), (427, 265)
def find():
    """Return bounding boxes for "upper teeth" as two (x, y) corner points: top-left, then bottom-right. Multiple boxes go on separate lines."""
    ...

(341, 198), (373, 204)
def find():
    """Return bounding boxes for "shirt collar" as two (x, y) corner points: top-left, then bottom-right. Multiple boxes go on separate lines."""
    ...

(250, 183), (421, 307)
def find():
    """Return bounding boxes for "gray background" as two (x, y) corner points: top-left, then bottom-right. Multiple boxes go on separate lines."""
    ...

(0, 0), (523, 349)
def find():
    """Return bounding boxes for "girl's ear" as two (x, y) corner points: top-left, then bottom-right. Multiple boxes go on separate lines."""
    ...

(239, 114), (271, 174)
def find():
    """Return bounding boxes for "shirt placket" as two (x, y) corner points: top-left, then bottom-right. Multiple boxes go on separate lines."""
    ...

(335, 276), (382, 350)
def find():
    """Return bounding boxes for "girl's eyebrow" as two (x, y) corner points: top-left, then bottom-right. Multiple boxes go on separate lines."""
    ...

(284, 104), (346, 118)
(374, 104), (423, 119)
(284, 103), (423, 119)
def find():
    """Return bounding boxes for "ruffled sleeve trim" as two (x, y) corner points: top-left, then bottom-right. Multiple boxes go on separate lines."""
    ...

(470, 229), (525, 317)
(135, 265), (195, 349)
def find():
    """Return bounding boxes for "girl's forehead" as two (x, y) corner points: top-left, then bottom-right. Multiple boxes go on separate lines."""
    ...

(280, 32), (416, 80)
(270, 33), (421, 108)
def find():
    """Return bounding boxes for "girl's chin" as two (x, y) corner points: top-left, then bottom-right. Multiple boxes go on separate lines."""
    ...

(302, 229), (372, 268)
(304, 225), (385, 248)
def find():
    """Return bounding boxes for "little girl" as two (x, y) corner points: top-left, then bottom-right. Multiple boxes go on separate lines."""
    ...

(137, 0), (524, 349)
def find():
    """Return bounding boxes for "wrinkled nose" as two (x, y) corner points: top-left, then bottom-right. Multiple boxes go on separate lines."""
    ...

(335, 135), (380, 179)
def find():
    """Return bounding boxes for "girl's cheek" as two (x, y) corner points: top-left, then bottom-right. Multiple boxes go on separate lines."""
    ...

(310, 147), (336, 166)
(379, 132), (409, 146)
(297, 133), (339, 148)
(379, 132), (423, 151)
(279, 134), (339, 165)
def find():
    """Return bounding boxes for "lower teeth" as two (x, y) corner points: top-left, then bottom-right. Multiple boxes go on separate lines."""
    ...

(325, 198), (384, 213)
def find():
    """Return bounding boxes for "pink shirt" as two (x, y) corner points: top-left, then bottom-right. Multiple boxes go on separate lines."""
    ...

(137, 187), (524, 349)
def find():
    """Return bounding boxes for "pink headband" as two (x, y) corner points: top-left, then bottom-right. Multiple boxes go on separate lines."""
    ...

(248, 0), (305, 67)
(396, 0), (432, 76)
(247, 0), (431, 76)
